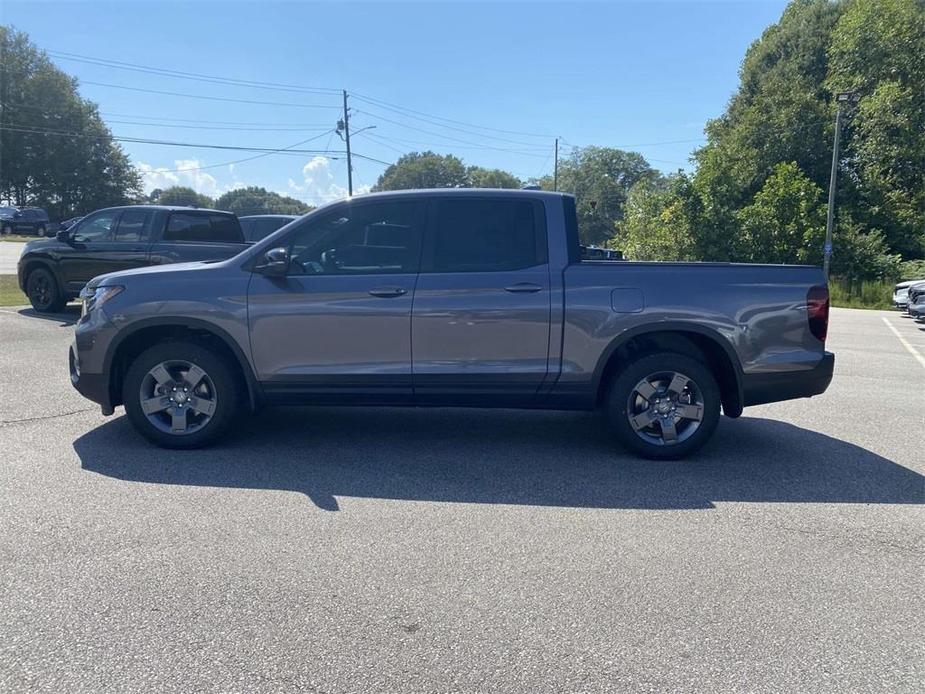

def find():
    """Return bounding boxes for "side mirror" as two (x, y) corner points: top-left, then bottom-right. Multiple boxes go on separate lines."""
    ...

(253, 246), (290, 276)
(55, 229), (72, 242)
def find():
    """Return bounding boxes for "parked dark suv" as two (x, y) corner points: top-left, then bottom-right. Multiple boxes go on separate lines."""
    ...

(1, 206), (52, 236)
(18, 205), (247, 312)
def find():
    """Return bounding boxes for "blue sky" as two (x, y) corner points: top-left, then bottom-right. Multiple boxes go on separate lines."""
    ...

(5, 1), (788, 204)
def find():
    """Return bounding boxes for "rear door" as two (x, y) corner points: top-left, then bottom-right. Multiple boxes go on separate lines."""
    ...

(108, 208), (154, 272)
(412, 196), (552, 404)
(147, 212), (247, 265)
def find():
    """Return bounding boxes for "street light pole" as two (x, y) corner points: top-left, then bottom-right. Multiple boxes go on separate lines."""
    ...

(823, 91), (858, 278)
(342, 90), (353, 196)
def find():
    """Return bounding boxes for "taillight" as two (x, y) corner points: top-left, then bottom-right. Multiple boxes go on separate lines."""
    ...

(807, 284), (829, 343)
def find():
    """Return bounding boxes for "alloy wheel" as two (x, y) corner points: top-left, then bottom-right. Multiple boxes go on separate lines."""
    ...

(626, 370), (705, 446)
(138, 360), (218, 435)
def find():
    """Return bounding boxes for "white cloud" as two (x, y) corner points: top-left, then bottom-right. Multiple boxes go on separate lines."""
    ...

(136, 160), (223, 197)
(288, 156), (369, 205)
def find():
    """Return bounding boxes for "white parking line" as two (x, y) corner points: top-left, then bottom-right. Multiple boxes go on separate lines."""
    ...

(882, 317), (925, 369)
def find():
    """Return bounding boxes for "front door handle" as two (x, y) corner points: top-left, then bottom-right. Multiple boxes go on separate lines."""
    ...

(368, 286), (408, 298)
(504, 283), (543, 293)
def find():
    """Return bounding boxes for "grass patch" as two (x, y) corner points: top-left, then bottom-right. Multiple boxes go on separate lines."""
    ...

(0, 274), (28, 306)
(829, 278), (894, 310)
(0, 235), (41, 242)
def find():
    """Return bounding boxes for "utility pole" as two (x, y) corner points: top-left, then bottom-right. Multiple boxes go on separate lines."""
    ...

(342, 90), (353, 196)
(553, 137), (559, 192)
(823, 91), (858, 278)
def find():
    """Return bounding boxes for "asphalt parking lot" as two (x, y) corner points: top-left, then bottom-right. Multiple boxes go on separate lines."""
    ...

(1, 305), (922, 693)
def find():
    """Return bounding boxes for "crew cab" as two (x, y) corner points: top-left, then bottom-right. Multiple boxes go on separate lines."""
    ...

(18, 205), (248, 312)
(69, 189), (834, 459)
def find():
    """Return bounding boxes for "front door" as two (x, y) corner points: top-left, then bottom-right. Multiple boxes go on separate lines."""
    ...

(247, 199), (426, 404)
(59, 209), (122, 292)
(412, 196), (552, 405)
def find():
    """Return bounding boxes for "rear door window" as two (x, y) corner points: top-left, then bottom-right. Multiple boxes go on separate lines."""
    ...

(429, 198), (545, 273)
(164, 213), (244, 243)
(113, 210), (151, 242)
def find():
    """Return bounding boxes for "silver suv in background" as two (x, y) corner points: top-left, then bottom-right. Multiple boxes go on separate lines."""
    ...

(69, 189), (834, 459)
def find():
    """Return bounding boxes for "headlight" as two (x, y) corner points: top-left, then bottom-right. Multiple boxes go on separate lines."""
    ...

(80, 285), (123, 317)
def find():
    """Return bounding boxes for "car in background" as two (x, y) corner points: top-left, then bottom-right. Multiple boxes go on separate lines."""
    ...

(905, 280), (925, 314)
(892, 279), (924, 309)
(238, 214), (299, 242)
(908, 292), (925, 320)
(0, 206), (52, 236)
(17, 205), (248, 312)
(581, 245), (623, 260)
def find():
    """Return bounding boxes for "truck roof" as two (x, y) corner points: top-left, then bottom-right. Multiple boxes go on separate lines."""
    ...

(349, 188), (574, 202)
(95, 205), (236, 215)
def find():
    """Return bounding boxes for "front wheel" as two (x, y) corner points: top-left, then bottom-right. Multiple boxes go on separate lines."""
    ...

(1, 224), (11, 235)
(38, 224), (47, 236)
(606, 352), (721, 460)
(123, 341), (241, 449)
(26, 267), (66, 312)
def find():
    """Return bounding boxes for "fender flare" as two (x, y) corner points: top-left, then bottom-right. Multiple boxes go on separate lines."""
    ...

(103, 316), (262, 411)
(591, 321), (744, 417)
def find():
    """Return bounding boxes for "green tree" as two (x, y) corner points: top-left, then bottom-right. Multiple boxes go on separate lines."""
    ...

(154, 186), (214, 208)
(372, 151), (469, 191)
(214, 186), (313, 215)
(736, 162), (826, 265)
(0, 26), (142, 218)
(615, 174), (699, 261)
(540, 146), (658, 245)
(467, 166), (522, 189)
(826, 0), (925, 257)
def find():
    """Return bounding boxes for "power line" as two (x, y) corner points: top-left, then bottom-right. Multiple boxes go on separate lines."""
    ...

(357, 129), (549, 156)
(79, 80), (341, 109)
(352, 110), (551, 156)
(45, 49), (340, 95)
(0, 124), (344, 156)
(1, 100), (333, 128)
(137, 130), (339, 175)
(351, 92), (554, 139)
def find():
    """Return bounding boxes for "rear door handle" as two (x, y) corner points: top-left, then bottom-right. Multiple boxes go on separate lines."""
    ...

(368, 286), (408, 298)
(504, 283), (543, 293)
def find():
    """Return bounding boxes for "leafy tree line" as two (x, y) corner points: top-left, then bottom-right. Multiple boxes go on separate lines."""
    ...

(149, 186), (314, 216)
(614, 0), (925, 282)
(0, 27), (141, 219)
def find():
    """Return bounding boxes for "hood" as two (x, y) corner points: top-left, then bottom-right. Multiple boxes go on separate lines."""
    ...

(22, 238), (60, 254)
(89, 260), (226, 289)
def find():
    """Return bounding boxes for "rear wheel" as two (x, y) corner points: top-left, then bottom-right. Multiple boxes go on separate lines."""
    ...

(2, 224), (11, 235)
(26, 267), (66, 312)
(123, 341), (241, 449)
(606, 352), (720, 460)
(38, 224), (47, 236)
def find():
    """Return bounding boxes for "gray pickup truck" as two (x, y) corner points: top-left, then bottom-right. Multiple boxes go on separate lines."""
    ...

(69, 189), (833, 459)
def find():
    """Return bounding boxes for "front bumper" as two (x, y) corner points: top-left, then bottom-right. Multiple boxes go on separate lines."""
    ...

(742, 352), (835, 407)
(70, 341), (114, 414)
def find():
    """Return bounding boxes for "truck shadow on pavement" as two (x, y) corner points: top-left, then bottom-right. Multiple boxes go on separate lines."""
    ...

(17, 305), (80, 326)
(74, 408), (924, 511)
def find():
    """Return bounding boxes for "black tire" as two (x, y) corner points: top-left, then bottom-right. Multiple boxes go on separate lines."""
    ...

(26, 267), (66, 313)
(122, 340), (242, 449)
(2, 224), (11, 235)
(606, 351), (721, 460)
(38, 224), (47, 236)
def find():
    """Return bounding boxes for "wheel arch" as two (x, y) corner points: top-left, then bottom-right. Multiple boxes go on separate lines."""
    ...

(593, 323), (744, 418)
(18, 255), (63, 293)
(104, 318), (261, 412)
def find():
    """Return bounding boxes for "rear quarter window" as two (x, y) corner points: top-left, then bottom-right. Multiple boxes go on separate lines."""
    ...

(164, 213), (244, 243)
